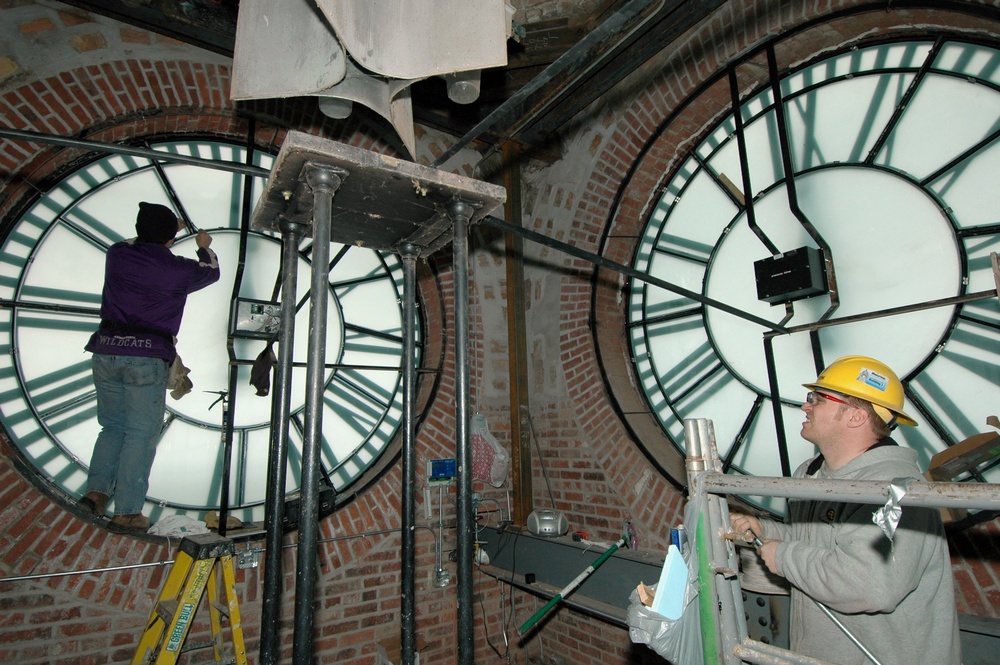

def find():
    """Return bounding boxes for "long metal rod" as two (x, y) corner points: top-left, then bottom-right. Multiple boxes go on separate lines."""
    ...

(814, 601), (883, 665)
(0, 560), (171, 584)
(292, 165), (342, 665)
(479, 215), (788, 333)
(259, 218), (305, 665)
(399, 243), (419, 665)
(452, 199), (475, 665)
(0, 126), (269, 177)
(768, 289), (998, 337)
(0, 525), (440, 586)
(734, 639), (839, 665)
(702, 472), (1000, 510)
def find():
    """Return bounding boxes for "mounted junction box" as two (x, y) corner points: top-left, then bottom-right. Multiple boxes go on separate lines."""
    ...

(754, 246), (828, 305)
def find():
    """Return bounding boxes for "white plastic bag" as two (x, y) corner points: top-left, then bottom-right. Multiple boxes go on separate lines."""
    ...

(627, 502), (704, 664)
(471, 413), (510, 487)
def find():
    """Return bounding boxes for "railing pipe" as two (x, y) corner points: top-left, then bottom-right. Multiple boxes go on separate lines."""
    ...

(701, 473), (1000, 510)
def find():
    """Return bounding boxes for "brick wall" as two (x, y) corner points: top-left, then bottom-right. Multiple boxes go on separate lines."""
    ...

(1, 2), (999, 664)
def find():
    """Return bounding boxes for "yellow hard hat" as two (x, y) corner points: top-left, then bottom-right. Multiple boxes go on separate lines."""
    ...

(803, 355), (917, 427)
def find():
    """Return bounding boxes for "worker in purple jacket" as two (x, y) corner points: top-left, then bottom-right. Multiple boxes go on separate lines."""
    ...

(79, 202), (220, 531)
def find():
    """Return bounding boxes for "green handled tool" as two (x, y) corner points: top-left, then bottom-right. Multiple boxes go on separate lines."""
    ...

(518, 537), (626, 634)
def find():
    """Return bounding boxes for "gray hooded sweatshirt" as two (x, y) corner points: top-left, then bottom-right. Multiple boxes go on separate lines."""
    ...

(758, 441), (961, 665)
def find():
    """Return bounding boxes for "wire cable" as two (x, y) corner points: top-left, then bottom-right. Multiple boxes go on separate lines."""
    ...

(525, 412), (558, 509)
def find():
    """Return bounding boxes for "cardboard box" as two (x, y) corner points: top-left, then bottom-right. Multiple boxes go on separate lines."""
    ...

(928, 431), (1000, 482)
(925, 417), (1000, 523)
(377, 635), (425, 665)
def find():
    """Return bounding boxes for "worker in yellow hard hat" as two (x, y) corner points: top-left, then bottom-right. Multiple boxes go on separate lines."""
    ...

(731, 356), (960, 665)
(804, 354), (917, 427)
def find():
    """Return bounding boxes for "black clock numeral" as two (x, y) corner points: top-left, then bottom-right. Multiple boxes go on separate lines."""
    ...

(661, 351), (731, 412)
(909, 317), (1000, 439)
(23, 360), (94, 419)
(652, 236), (712, 266)
(16, 287), (102, 311)
(959, 298), (1000, 331)
(286, 417), (306, 488)
(59, 209), (126, 250)
(323, 370), (395, 441)
(633, 304), (702, 330)
(343, 324), (404, 354)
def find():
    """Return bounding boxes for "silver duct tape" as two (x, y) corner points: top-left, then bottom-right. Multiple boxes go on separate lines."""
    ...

(872, 477), (916, 543)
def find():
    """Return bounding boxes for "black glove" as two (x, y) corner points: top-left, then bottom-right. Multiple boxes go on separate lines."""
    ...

(250, 342), (276, 396)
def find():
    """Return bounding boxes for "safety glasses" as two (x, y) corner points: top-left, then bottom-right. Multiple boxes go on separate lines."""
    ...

(805, 391), (855, 408)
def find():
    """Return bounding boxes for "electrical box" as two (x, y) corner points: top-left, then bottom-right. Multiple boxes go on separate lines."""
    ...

(230, 298), (281, 339)
(428, 458), (456, 484)
(753, 246), (828, 305)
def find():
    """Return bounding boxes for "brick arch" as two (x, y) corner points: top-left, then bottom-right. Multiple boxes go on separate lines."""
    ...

(569, 2), (1000, 543)
(0, 51), (451, 650)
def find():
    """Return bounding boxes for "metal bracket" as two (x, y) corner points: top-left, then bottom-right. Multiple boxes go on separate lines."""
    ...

(237, 549), (260, 569)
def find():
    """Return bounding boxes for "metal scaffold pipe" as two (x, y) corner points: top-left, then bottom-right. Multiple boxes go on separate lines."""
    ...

(701, 473), (1000, 511)
(259, 217), (305, 665)
(291, 165), (343, 665)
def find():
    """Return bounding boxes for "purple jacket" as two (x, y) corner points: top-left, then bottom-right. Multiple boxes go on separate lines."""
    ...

(85, 238), (221, 361)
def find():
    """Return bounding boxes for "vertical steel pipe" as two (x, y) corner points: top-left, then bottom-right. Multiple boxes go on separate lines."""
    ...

(259, 217), (305, 665)
(399, 242), (419, 665)
(451, 199), (475, 665)
(684, 418), (746, 665)
(684, 419), (721, 664)
(292, 166), (343, 665)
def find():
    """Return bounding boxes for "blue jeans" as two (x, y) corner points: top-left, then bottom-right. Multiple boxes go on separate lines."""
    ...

(87, 354), (168, 515)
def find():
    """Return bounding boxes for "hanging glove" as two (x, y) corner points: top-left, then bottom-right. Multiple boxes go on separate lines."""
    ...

(167, 355), (193, 400)
(250, 341), (276, 396)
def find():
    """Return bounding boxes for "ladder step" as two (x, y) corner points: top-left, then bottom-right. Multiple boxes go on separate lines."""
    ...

(180, 639), (216, 654)
(210, 601), (230, 619)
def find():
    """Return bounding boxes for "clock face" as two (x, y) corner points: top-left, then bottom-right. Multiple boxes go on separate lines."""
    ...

(0, 139), (415, 524)
(627, 39), (1000, 514)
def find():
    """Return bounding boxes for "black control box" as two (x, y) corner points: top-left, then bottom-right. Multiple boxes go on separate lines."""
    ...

(753, 246), (828, 305)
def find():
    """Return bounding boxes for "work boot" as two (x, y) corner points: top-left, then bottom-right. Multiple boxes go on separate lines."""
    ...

(79, 491), (108, 518)
(109, 513), (150, 532)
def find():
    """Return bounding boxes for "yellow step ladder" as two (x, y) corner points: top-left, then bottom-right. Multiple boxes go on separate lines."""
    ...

(132, 532), (248, 665)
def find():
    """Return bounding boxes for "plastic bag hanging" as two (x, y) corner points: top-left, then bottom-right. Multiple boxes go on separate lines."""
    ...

(626, 498), (704, 665)
(471, 413), (510, 487)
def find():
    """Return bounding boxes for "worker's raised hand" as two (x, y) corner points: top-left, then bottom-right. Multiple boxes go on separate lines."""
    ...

(195, 229), (212, 248)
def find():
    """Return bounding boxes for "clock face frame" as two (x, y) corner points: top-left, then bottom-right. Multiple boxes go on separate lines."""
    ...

(624, 38), (1000, 514)
(0, 138), (418, 524)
